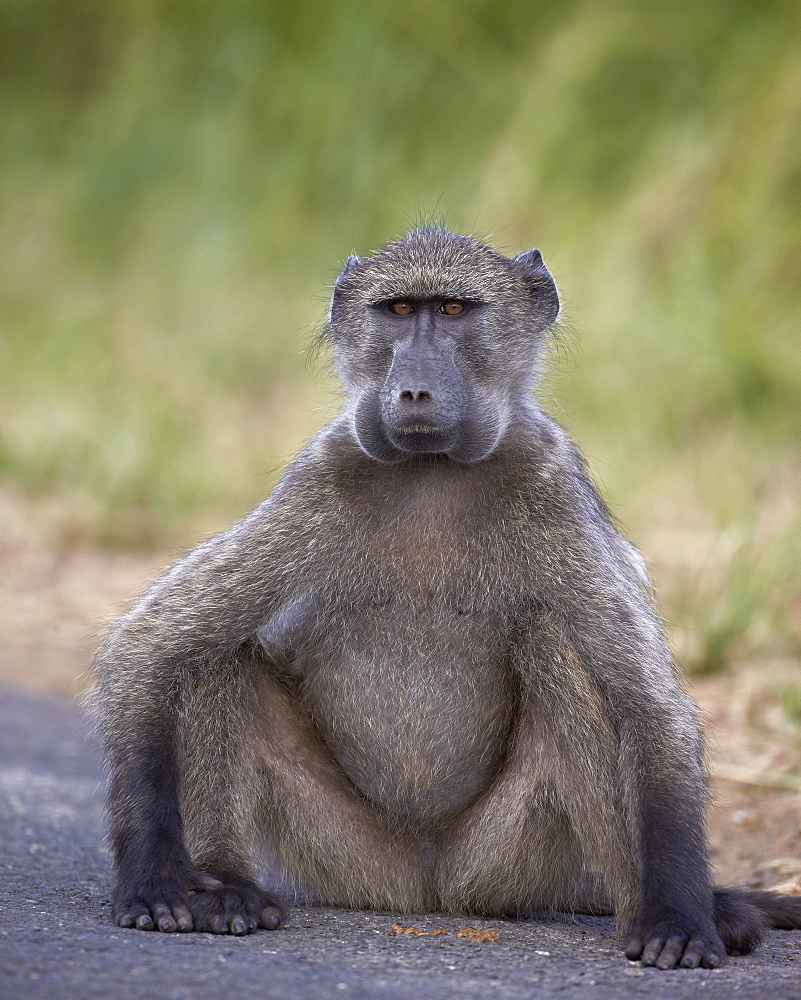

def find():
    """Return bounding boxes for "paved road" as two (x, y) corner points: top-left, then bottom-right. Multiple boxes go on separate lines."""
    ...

(1, 687), (799, 1000)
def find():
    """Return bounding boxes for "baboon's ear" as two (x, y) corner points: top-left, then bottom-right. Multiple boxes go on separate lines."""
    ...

(330, 254), (364, 324)
(514, 248), (546, 274)
(335, 254), (364, 287)
(513, 248), (560, 327)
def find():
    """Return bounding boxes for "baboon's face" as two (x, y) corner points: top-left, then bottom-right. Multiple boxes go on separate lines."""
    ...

(327, 230), (559, 464)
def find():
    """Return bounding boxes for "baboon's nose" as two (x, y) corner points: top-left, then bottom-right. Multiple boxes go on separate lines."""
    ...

(399, 388), (433, 404)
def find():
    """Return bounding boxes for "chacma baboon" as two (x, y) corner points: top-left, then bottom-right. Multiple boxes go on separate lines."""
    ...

(95, 228), (801, 969)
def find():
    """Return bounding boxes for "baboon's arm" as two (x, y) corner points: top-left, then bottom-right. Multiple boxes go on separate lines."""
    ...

(521, 432), (720, 965)
(538, 549), (723, 969)
(95, 502), (299, 932)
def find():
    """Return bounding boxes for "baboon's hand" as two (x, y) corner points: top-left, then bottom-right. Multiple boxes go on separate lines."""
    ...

(113, 878), (194, 933)
(625, 918), (726, 970)
(113, 871), (285, 934)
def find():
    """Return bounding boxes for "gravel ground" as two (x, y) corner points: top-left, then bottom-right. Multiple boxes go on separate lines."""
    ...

(0, 687), (799, 1000)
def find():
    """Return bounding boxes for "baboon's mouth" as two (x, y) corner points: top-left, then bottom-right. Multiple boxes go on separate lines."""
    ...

(389, 423), (457, 455)
(395, 425), (445, 435)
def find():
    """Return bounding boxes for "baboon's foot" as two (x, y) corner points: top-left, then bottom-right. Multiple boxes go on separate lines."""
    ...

(188, 878), (285, 934)
(113, 871), (285, 934)
(624, 914), (726, 970)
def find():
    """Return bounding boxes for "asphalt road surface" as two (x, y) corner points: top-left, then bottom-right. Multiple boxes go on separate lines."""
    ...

(1, 687), (799, 1000)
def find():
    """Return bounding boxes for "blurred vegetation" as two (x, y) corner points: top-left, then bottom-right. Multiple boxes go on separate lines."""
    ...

(1, 0), (800, 673)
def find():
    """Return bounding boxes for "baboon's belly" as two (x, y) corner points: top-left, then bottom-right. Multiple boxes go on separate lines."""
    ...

(299, 608), (517, 828)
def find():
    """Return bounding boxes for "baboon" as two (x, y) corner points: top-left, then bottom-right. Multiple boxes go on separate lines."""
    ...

(95, 228), (801, 969)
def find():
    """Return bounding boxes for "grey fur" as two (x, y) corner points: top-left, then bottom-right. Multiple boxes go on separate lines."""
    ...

(93, 228), (799, 965)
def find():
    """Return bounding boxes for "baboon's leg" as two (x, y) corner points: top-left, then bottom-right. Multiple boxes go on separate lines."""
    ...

(176, 658), (286, 933)
(189, 660), (433, 913)
(436, 612), (638, 924)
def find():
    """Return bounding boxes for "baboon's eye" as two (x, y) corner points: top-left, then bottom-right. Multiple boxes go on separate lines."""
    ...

(389, 301), (413, 315)
(441, 301), (465, 315)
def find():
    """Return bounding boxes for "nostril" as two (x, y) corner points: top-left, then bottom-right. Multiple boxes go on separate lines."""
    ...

(399, 389), (433, 403)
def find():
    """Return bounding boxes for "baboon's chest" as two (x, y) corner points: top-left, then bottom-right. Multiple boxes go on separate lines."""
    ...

(297, 590), (519, 829)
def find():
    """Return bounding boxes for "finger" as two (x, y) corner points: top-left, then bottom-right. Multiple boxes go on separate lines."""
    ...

(115, 900), (151, 929)
(656, 935), (687, 970)
(641, 936), (667, 966)
(173, 904), (194, 932)
(152, 903), (178, 933)
(681, 934), (712, 968)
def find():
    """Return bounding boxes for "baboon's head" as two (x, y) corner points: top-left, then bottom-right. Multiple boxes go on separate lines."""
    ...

(326, 228), (559, 464)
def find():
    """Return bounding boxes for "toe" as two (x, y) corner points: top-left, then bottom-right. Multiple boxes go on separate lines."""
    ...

(260, 906), (283, 930)
(624, 936), (644, 961)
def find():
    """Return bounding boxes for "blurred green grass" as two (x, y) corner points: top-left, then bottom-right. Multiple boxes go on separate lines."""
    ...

(1, 0), (800, 672)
